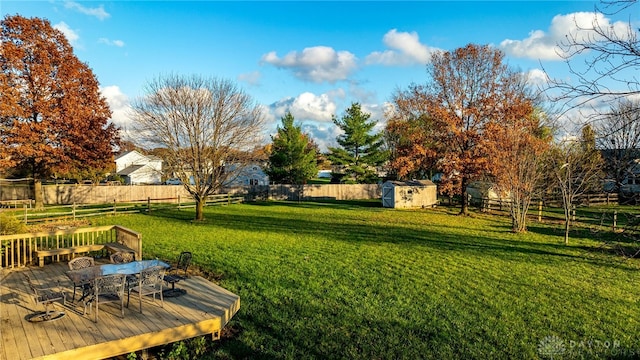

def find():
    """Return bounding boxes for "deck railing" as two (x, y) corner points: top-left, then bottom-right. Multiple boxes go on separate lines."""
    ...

(0, 225), (142, 269)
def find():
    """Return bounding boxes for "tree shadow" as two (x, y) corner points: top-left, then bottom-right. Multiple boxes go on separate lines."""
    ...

(142, 202), (628, 270)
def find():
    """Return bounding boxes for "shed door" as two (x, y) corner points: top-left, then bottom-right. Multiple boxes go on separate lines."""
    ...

(382, 185), (394, 208)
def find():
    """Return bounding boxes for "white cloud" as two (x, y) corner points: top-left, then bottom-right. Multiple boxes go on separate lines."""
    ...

(261, 46), (358, 83)
(265, 91), (341, 150)
(238, 71), (262, 86)
(500, 12), (633, 60)
(53, 21), (79, 44)
(527, 68), (551, 86)
(98, 38), (125, 47)
(366, 29), (440, 66)
(270, 92), (337, 122)
(64, 1), (110, 20)
(100, 85), (132, 133)
(300, 122), (342, 151)
(360, 102), (392, 133)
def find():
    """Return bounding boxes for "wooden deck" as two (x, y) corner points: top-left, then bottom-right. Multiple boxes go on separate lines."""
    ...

(0, 262), (240, 360)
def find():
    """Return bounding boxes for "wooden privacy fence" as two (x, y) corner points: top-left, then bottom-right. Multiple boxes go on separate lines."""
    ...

(1, 183), (381, 205)
(0, 225), (141, 269)
(242, 184), (381, 201)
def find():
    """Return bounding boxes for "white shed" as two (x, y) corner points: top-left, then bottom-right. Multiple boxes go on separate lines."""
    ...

(382, 180), (438, 209)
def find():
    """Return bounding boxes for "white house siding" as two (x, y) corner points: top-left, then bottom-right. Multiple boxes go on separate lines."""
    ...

(115, 150), (163, 185)
(224, 164), (269, 186)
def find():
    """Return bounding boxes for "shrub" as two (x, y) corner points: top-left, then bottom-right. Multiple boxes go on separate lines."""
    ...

(0, 213), (26, 235)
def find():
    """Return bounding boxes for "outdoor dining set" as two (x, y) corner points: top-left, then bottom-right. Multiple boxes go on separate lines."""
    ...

(25, 251), (192, 323)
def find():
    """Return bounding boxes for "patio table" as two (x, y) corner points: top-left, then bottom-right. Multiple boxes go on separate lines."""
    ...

(66, 260), (170, 296)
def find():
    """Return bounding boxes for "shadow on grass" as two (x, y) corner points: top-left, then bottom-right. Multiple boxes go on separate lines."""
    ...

(133, 202), (640, 359)
(140, 202), (628, 270)
(527, 222), (640, 260)
(247, 199), (383, 208)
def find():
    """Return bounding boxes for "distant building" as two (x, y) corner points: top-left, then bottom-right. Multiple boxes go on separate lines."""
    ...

(466, 181), (509, 206)
(224, 163), (269, 186)
(620, 159), (640, 194)
(115, 150), (163, 185)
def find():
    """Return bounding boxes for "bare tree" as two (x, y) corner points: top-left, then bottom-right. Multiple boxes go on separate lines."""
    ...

(546, 0), (639, 120)
(488, 109), (553, 233)
(594, 99), (640, 192)
(547, 125), (605, 244)
(130, 74), (265, 221)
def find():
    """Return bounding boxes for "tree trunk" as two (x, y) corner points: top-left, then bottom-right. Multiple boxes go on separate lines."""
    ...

(460, 178), (469, 215)
(563, 201), (571, 245)
(511, 195), (530, 233)
(195, 197), (205, 221)
(34, 179), (43, 209)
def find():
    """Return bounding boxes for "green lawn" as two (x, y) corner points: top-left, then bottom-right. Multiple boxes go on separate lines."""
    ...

(90, 201), (640, 359)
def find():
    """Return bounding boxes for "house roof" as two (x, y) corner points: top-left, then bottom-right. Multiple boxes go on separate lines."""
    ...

(117, 164), (146, 176)
(115, 150), (139, 160)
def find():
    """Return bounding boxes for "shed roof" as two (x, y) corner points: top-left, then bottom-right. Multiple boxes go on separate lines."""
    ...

(384, 179), (436, 187)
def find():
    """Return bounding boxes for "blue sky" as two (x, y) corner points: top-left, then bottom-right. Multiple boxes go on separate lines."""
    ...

(2, 1), (637, 150)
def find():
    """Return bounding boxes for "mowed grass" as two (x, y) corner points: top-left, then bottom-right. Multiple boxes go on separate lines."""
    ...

(91, 201), (640, 359)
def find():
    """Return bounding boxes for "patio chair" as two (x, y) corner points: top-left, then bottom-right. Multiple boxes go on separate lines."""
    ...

(110, 251), (135, 264)
(163, 251), (192, 297)
(127, 265), (166, 313)
(84, 273), (126, 323)
(24, 274), (66, 322)
(68, 256), (95, 302)
(110, 251), (138, 288)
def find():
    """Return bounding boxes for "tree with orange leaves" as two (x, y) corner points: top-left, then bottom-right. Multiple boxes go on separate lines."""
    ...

(429, 44), (523, 214)
(0, 15), (119, 207)
(387, 44), (543, 216)
(385, 86), (440, 181)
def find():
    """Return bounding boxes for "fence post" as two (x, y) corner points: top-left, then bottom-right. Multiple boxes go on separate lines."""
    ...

(613, 210), (617, 231)
(72, 202), (76, 220)
(23, 204), (27, 224)
(228, 193), (231, 205)
(572, 205), (576, 222)
(538, 201), (542, 222)
(147, 197), (151, 213)
(177, 195), (181, 210)
(113, 199), (117, 215)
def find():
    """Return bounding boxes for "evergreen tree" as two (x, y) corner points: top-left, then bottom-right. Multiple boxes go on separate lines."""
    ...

(328, 103), (387, 183)
(266, 112), (318, 184)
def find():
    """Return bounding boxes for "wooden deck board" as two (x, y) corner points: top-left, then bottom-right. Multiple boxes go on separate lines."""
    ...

(0, 262), (239, 360)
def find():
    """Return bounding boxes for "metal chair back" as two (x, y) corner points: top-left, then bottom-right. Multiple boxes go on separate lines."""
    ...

(68, 256), (94, 270)
(24, 274), (66, 321)
(68, 256), (95, 301)
(175, 251), (192, 276)
(85, 273), (126, 322)
(127, 265), (166, 313)
(110, 251), (135, 264)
